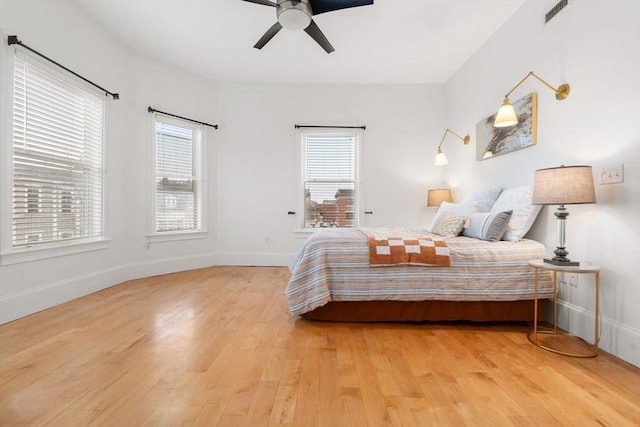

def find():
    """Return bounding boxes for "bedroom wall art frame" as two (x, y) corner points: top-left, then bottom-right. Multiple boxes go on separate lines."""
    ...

(476, 92), (538, 160)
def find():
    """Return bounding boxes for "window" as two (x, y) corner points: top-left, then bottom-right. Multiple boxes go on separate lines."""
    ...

(10, 54), (105, 250)
(301, 130), (360, 229)
(27, 188), (40, 214)
(152, 117), (206, 234)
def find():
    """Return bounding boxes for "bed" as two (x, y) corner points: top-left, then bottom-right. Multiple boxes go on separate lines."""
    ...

(285, 227), (553, 322)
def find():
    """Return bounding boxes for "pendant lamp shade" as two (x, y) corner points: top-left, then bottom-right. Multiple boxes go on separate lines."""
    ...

(434, 149), (448, 166)
(494, 98), (519, 127)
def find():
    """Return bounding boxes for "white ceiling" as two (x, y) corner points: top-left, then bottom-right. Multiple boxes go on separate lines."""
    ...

(74, 0), (524, 84)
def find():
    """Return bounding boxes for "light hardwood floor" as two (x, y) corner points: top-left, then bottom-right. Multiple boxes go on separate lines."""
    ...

(1, 266), (638, 426)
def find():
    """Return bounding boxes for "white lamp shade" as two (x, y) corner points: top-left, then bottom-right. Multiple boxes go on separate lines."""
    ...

(434, 150), (448, 166)
(494, 99), (518, 127)
(532, 165), (596, 205)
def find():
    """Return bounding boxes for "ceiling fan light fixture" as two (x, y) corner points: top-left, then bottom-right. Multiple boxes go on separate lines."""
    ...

(243, 0), (372, 52)
(278, 1), (312, 30)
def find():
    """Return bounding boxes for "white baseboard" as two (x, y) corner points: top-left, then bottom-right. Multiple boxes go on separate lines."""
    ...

(554, 299), (640, 367)
(0, 250), (296, 324)
(213, 251), (297, 267)
(0, 251), (224, 325)
(0, 264), (128, 325)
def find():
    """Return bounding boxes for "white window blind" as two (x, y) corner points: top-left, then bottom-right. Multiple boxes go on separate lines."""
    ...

(154, 120), (202, 233)
(11, 54), (104, 249)
(303, 131), (358, 228)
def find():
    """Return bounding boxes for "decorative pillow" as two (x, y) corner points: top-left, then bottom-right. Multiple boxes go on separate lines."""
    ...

(460, 187), (503, 213)
(431, 212), (468, 237)
(490, 186), (542, 242)
(463, 210), (513, 241)
(429, 201), (477, 232)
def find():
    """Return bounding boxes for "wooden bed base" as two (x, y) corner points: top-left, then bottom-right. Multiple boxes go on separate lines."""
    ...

(301, 299), (544, 323)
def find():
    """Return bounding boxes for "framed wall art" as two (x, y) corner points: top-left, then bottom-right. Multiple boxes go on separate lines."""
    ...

(476, 92), (537, 160)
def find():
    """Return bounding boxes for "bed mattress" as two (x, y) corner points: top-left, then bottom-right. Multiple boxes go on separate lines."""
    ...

(286, 227), (553, 316)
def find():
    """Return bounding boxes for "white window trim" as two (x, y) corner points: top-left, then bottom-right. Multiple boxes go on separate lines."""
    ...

(0, 41), (109, 263)
(0, 31), (11, 258)
(146, 231), (208, 245)
(296, 128), (363, 232)
(147, 113), (208, 242)
(0, 239), (110, 266)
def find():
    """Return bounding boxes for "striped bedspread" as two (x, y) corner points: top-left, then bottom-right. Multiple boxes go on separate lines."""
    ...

(285, 227), (553, 316)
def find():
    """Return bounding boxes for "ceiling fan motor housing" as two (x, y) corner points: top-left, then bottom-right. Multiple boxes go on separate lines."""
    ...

(277, 0), (313, 30)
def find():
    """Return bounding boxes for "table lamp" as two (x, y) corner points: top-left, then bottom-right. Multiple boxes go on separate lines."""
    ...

(532, 165), (596, 266)
(427, 189), (452, 208)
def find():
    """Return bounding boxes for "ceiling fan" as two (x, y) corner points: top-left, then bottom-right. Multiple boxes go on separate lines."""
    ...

(242, 0), (374, 53)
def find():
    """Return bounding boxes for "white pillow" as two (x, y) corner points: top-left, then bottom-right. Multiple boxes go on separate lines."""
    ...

(463, 210), (512, 241)
(460, 188), (503, 212)
(429, 201), (477, 232)
(490, 186), (542, 242)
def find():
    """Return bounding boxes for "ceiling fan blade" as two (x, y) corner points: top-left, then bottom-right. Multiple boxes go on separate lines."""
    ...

(304, 19), (334, 53)
(242, 0), (277, 7)
(254, 22), (283, 49)
(310, 0), (373, 15)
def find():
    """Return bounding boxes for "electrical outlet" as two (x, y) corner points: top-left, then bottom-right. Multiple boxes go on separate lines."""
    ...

(599, 165), (624, 185)
(557, 272), (577, 287)
(557, 272), (567, 286)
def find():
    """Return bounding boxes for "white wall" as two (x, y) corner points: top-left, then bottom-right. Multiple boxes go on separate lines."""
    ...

(2, 0), (637, 367)
(0, 0), (131, 320)
(0, 2), (445, 322)
(443, 0), (640, 366)
(214, 82), (444, 265)
(0, 0), (220, 322)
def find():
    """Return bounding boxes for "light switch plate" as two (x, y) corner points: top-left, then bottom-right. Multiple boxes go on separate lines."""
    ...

(599, 165), (624, 185)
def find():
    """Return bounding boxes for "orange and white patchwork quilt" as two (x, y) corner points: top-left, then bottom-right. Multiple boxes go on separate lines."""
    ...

(361, 227), (450, 267)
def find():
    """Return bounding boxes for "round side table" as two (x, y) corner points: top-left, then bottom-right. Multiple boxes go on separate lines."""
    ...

(527, 259), (600, 358)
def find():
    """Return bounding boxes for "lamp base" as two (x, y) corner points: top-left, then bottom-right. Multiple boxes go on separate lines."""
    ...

(544, 258), (579, 267)
(546, 241), (579, 266)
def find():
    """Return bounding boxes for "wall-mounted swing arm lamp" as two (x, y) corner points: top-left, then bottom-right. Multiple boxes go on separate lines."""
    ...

(494, 71), (570, 128)
(434, 129), (470, 166)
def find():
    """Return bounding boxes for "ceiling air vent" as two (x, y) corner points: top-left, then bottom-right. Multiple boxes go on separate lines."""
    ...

(545, 0), (569, 24)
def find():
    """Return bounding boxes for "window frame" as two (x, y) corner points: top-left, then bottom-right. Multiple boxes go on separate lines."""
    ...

(297, 128), (362, 232)
(0, 46), (109, 265)
(148, 113), (208, 243)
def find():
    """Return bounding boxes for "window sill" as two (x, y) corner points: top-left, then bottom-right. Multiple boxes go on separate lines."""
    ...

(0, 239), (110, 266)
(147, 231), (208, 244)
(295, 226), (361, 238)
(294, 229), (317, 239)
